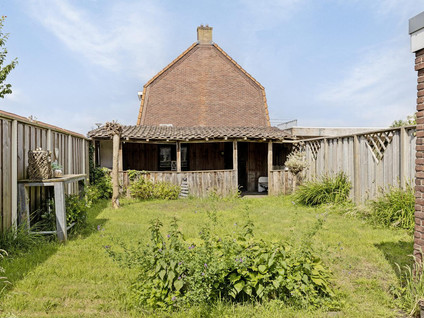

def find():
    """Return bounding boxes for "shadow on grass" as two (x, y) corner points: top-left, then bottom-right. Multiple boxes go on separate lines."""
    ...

(0, 199), (110, 297)
(375, 240), (414, 278)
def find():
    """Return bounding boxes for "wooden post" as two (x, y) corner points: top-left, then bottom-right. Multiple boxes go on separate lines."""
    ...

(82, 139), (86, 175)
(353, 135), (360, 203)
(47, 129), (52, 152)
(233, 141), (238, 192)
(324, 139), (329, 173)
(118, 140), (123, 172)
(67, 134), (72, 193)
(112, 134), (120, 209)
(176, 142), (181, 172)
(54, 182), (67, 242)
(11, 119), (18, 230)
(268, 141), (273, 195)
(18, 184), (29, 228)
(400, 127), (408, 189)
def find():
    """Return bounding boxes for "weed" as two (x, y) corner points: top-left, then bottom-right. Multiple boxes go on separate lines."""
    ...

(396, 253), (424, 316)
(368, 184), (414, 232)
(295, 172), (351, 206)
(108, 213), (338, 311)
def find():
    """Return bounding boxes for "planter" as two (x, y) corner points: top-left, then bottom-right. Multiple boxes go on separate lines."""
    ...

(53, 169), (63, 178)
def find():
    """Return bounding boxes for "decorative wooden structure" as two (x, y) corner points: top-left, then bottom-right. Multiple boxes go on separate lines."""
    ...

(90, 126), (295, 197)
(18, 174), (86, 241)
(0, 110), (89, 232)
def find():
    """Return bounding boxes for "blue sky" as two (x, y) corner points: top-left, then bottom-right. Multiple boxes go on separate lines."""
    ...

(0, 0), (423, 134)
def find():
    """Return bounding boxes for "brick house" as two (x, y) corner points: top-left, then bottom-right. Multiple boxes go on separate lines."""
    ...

(89, 26), (294, 195)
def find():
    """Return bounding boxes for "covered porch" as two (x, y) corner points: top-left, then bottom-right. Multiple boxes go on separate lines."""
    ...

(89, 126), (295, 196)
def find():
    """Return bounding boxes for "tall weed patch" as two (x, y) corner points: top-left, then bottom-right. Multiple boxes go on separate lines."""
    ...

(108, 213), (338, 311)
(295, 172), (351, 206)
(129, 176), (180, 200)
(368, 185), (414, 232)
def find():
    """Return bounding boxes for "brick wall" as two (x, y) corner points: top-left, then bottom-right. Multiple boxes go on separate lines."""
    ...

(415, 48), (424, 258)
(139, 44), (269, 127)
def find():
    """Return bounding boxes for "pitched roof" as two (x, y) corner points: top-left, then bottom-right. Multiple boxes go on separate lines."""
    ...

(88, 125), (291, 141)
(136, 41), (270, 127)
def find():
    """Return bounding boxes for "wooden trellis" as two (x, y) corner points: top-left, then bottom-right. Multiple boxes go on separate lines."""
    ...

(306, 140), (321, 160)
(363, 130), (394, 162)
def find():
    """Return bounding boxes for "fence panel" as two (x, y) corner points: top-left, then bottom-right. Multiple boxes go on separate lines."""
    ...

(301, 126), (416, 203)
(0, 111), (89, 232)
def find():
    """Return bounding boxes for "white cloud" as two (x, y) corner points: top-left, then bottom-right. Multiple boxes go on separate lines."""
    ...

(27, 0), (169, 76)
(317, 40), (416, 126)
(238, 0), (304, 30)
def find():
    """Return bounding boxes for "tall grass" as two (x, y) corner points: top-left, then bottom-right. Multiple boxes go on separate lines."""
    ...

(294, 172), (351, 206)
(368, 184), (414, 232)
(396, 253), (424, 316)
(0, 224), (43, 255)
(0, 249), (8, 295)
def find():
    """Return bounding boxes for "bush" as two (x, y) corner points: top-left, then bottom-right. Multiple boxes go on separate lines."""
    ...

(66, 194), (87, 226)
(368, 184), (414, 232)
(285, 151), (308, 175)
(108, 217), (337, 311)
(88, 167), (112, 201)
(129, 177), (180, 200)
(295, 172), (351, 206)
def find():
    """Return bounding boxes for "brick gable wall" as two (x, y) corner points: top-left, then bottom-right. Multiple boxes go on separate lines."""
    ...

(139, 44), (269, 127)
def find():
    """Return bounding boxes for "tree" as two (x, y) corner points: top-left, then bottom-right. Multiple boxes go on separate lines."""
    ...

(0, 16), (17, 98)
(391, 114), (416, 127)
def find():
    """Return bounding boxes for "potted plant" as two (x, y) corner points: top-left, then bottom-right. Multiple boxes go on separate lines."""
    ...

(51, 162), (63, 178)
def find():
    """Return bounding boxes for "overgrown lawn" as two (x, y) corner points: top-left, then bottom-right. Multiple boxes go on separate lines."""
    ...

(0, 196), (413, 317)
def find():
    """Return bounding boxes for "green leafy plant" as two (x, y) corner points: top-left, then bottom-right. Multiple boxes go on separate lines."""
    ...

(51, 162), (62, 171)
(0, 249), (9, 295)
(368, 184), (414, 232)
(129, 177), (180, 200)
(108, 216), (337, 311)
(65, 194), (87, 226)
(285, 151), (308, 175)
(0, 16), (18, 98)
(295, 172), (351, 206)
(87, 167), (112, 201)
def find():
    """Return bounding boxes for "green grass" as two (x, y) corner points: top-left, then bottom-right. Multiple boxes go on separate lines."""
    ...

(0, 196), (413, 317)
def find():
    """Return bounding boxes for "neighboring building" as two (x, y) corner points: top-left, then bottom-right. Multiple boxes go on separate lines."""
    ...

(89, 26), (294, 195)
(137, 25), (270, 128)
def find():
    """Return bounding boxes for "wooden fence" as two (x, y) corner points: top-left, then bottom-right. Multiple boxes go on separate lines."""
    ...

(0, 111), (89, 232)
(300, 126), (416, 203)
(121, 170), (238, 197)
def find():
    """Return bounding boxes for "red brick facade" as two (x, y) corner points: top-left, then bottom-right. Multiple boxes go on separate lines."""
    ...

(415, 48), (424, 258)
(137, 42), (270, 127)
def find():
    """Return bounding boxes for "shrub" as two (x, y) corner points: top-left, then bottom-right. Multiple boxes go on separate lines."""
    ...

(89, 167), (112, 200)
(108, 217), (337, 311)
(368, 184), (414, 232)
(285, 151), (308, 175)
(66, 194), (87, 226)
(129, 177), (180, 200)
(295, 172), (351, 206)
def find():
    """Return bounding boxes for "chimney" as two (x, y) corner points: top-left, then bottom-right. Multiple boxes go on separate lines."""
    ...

(197, 25), (213, 44)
